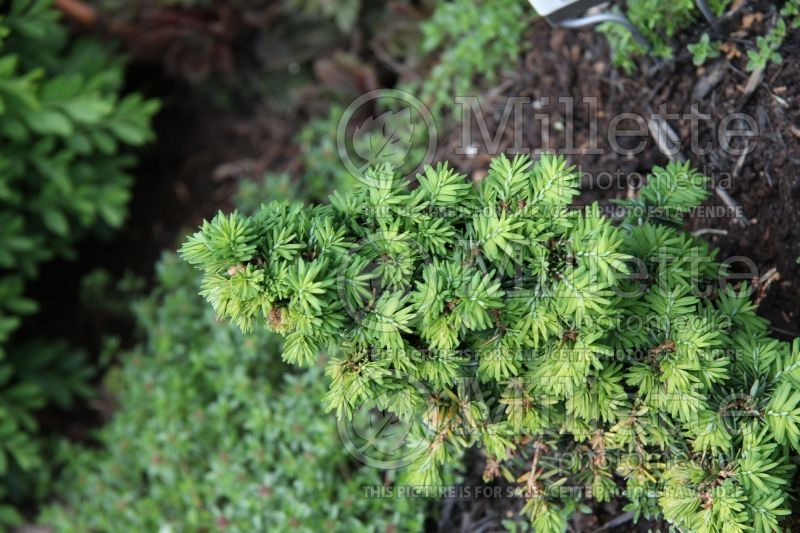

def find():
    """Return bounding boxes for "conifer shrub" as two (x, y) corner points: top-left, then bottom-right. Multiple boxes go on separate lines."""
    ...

(183, 154), (800, 532)
(0, 0), (157, 521)
(42, 175), (441, 532)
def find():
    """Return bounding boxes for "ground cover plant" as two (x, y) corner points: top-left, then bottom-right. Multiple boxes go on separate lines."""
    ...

(0, 0), (157, 522)
(595, 0), (797, 73)
(183, 154), (800, 532)
(597, 0), (734, 71)
(40, 173), (440, 531)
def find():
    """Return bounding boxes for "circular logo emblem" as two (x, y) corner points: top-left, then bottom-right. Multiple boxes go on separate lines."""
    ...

(336, 89), (438, 186)
(336, 377), (436, 470)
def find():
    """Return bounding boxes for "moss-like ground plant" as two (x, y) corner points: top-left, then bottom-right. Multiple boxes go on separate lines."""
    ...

(688, 32), (721, 66)
(409, 0), (532, 120)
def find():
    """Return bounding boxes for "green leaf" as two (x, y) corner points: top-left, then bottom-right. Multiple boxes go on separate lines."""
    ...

(61, 96), (113, 123)
(42, 208), (70, 236)
(25, 108), (73, 135)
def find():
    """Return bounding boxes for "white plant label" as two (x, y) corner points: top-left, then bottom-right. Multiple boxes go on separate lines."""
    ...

(528, 0), (606, 21)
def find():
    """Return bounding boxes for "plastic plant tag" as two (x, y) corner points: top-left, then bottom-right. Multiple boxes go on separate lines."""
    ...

(528, 0), (606, 23)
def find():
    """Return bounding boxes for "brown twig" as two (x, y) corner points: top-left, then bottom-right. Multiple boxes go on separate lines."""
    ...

(596, 511), (634, 531)
(753, 267), (780, 306)
(692, 228), (729, 237)
(54, 0), (97, 25)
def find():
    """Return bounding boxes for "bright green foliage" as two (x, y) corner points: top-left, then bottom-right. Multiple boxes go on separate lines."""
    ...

(599, 0), (732, 71)
(184, 154), (800, 532)
(41, 251), (428, 532)
(783, 0), (800, 28)
(688, 33), (721, 66)
(614, 160), (710, 225)
(746, 19), (786, 72)
(409, 0), (532, 119)
(0, 0), (157, 521)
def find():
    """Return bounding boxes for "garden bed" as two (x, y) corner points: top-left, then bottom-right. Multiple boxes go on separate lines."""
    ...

(25, 1), (799, 530)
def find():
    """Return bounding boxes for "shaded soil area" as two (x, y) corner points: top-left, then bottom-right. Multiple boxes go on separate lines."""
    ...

(24, 69), (294, 352)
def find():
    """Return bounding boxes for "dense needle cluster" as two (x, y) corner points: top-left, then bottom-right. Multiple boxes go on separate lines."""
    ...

(182, 154), (800, 532)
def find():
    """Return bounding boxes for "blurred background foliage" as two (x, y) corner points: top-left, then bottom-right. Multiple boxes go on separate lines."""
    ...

(0, 0), (157, 521)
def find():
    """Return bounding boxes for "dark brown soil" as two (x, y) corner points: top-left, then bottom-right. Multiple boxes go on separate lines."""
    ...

(24, 65), (298, 345)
